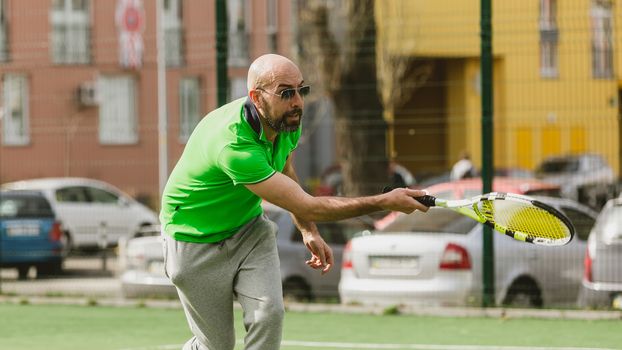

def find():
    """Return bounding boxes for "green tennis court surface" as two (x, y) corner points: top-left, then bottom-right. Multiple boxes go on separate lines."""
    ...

(0, 303), (619, 350)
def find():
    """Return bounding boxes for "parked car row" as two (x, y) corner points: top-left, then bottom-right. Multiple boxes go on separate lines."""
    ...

(6, 175), (619, 309)
(2, 177), (159, 252)
(116, 176), (622, 310)
(1, 177), (160, 279)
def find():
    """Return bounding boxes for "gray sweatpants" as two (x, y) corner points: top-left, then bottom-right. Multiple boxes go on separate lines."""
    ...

(163, 215), (284, 350)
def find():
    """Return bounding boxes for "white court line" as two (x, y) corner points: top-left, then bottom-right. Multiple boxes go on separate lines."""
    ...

(279, 341), (618, 350)
(119, 341), (619, 350)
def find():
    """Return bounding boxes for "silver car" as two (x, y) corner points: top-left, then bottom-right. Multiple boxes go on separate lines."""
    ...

(119, 202), (372, 299)
(578, 197), (622, 309)
(535, 154), (615, 208)
(339, 196), (597, 308)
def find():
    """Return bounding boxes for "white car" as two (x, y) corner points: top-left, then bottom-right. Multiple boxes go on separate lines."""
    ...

(119, 202), (372, 299)
(578, 197), (622, 309)
(339, 196), (597, 308)
(2, 178), (159, 252)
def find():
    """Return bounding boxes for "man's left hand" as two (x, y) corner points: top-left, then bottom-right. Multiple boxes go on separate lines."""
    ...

(302, 233), (333, 275)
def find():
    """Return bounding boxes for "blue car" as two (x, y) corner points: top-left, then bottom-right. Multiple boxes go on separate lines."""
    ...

(0, 190), (64, 279)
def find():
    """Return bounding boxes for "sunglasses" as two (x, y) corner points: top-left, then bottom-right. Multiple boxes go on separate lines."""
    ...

(257, 85), (311, 100)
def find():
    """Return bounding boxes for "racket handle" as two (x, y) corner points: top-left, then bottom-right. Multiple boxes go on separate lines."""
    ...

(414, 195), (436, 207)
(381, 186), (437, 207)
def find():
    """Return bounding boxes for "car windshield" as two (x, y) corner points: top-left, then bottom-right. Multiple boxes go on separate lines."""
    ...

(538, 159), (579, 174)
(379, 208), (478, 234)
(0, 195), (54, 218)
(595, 205), (622, 243)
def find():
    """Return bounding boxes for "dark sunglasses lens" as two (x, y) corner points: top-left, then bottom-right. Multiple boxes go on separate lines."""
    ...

(299, 86), (310, 96)
(281, 89), (296, 99)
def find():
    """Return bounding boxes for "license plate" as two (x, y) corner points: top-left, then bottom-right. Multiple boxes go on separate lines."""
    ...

(369, 255), (419, 274)
(6, 223), (40, 237)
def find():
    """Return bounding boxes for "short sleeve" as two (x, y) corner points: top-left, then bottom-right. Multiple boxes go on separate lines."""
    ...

(217, 143), (276, 185)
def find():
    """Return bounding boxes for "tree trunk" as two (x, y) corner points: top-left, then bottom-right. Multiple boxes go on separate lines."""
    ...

(299, 0), (388, 196)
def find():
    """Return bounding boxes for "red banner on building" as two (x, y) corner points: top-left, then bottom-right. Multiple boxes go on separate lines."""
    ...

(116, 0), (145, 69)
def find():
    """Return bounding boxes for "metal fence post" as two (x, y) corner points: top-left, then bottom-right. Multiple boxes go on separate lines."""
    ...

(481, 0), (495, 307)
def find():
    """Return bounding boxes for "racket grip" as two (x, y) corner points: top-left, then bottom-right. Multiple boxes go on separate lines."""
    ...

(414, 195), (436, 207)
(381, 186), (437, 207)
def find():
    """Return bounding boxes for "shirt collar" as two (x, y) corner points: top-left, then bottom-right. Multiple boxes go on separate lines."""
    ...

(243, 98), (261, 133)
(243, 97), (271, 143)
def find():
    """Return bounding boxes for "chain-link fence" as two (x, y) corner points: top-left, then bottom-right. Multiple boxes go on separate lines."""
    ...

(0, 0), (620, 309)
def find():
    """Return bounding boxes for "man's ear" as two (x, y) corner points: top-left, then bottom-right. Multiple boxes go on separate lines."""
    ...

(249, 89), (261, 104)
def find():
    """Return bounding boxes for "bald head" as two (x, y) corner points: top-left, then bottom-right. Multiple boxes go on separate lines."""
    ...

(247, 54), (302, 92)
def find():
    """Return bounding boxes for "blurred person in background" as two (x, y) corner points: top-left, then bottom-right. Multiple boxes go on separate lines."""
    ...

(450, 151), (477, 181)
(389, 159), (416, 189)
(159, 54), (429, 350)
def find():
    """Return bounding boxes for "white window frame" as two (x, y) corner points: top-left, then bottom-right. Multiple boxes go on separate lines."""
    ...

(50, 0), (91, 64)
(2, 74), (30, 146)
(227, 0), (250, 67)
(179, 77), (201, 143)
(0, 0), (7, 62)
(97, 76), (138, 145)
(164, 0), (184, 67)
(266, 0), (278, 52)
(539, 0), (558, 78)
(590, 0), (613, 79)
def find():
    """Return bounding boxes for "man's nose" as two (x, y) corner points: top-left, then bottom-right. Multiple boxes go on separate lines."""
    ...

(290, 89), (304, 108)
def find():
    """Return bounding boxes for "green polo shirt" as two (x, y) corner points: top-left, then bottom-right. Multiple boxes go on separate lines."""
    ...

(160, 97), (301, 243)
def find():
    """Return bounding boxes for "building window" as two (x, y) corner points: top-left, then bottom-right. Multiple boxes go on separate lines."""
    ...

(539, 0), (558, 78)
(179, 77), (201, 142)
(97, 76), (138, 145)
(50, 0), (91, 64)
(228, 0), (250, 67)
(591, 0), (613, 79)
(229, 77), (247, 101)
(2, 74), (30, 146)
(0, 0), (8, 62)
(164, 0), (184, 67)
(266, 0), (278, 52)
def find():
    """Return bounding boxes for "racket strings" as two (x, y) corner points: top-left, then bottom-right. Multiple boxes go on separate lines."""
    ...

(478, 200), (570, 241)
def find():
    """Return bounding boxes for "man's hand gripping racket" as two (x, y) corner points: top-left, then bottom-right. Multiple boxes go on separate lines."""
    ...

(383, 186), (575, 246)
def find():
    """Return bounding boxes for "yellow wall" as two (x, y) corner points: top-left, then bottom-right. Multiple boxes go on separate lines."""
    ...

(376, 0), (620, 174)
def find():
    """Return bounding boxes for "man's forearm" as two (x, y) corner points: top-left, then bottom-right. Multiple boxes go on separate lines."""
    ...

(302, 195), (383, 222)
(281, 160), (382, 223)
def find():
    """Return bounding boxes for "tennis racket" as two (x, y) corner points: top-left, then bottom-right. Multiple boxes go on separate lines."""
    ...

(383, 186), (574, 246)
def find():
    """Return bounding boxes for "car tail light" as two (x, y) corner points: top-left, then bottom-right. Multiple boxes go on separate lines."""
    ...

(439, 243), (471, 270)
(583, 247), (593, 282)
(342, 241), (353, 269)
(49, 221), (62, 242)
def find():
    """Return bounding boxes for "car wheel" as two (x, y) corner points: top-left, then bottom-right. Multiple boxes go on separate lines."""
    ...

(282, 277), (312, 302)
(502, 277), (543, 308)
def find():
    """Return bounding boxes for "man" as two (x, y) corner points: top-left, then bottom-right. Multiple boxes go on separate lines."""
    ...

(450, 151), (477, 181)
(160, 54), (429, 350)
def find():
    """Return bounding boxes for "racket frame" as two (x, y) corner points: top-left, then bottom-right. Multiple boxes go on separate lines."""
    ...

(436, 192), (575, 246)
(382, 187), (575, 246)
